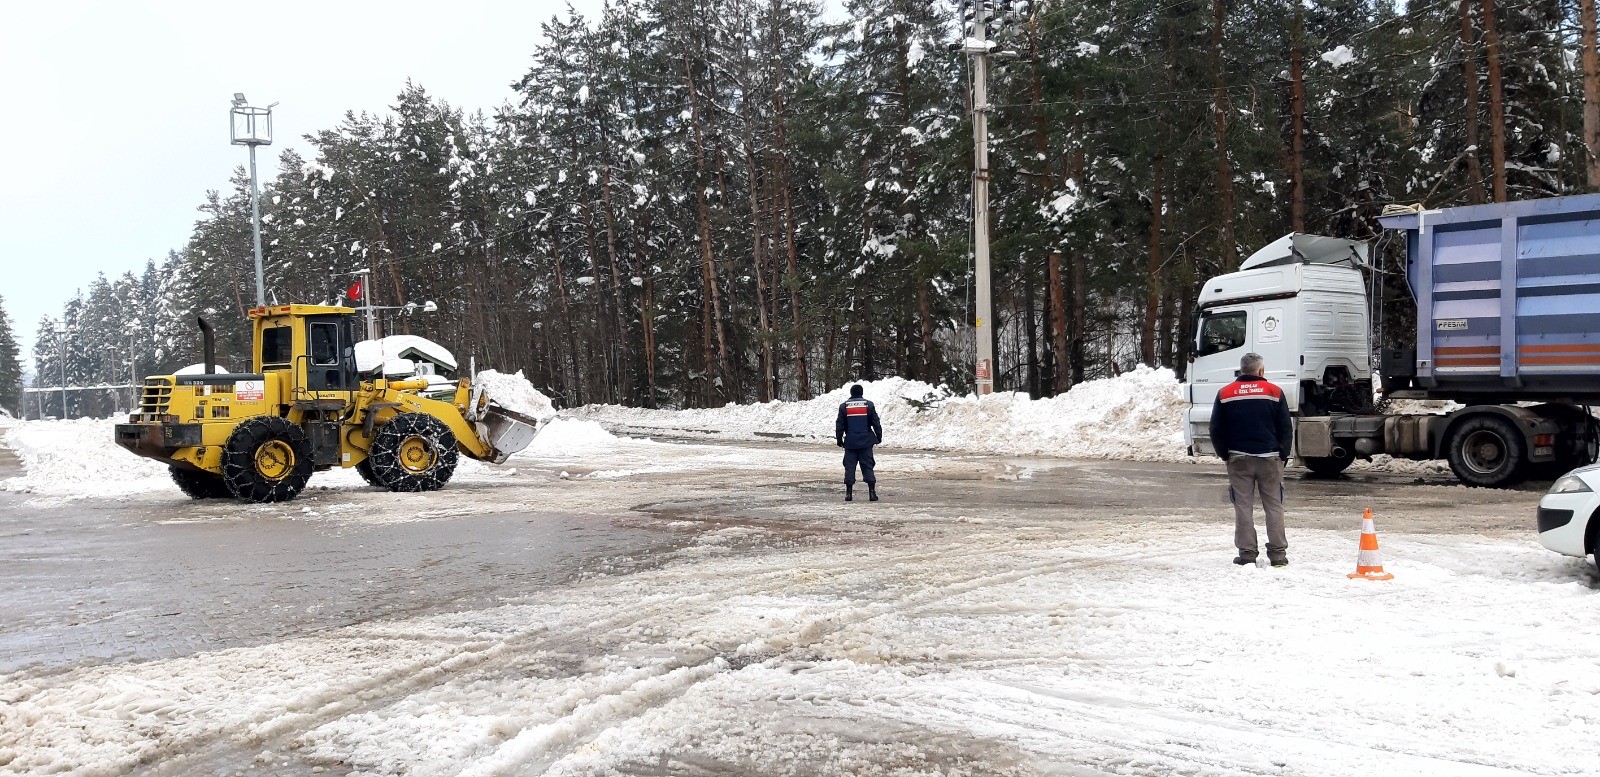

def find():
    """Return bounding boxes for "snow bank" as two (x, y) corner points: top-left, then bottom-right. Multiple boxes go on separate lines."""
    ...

(2, 419), (171, 498)
(173, 362), (232, 375)
(575, 366), (1188, 461)
(474, 369), (557, 421)
(524, 418), (619, 456)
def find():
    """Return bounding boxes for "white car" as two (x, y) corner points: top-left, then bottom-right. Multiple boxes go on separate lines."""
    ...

(1538, 464), (1600, 563)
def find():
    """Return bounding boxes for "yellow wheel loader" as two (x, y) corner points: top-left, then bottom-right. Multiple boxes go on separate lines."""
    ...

(114, 304), (539, 503)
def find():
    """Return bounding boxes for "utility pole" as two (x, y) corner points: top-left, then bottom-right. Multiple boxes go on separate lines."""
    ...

(54, 322), (68, 420)
(129, 330), (137, 413)
(353, 269), (378, 340)
(963, 3), (996, 395)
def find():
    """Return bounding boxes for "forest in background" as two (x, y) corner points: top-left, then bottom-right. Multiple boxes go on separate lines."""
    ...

(10, 0), (1600, 418)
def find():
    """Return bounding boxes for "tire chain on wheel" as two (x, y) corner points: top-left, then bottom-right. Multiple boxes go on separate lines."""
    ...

(365, 412), (458, 492)
(355, 458), (383, 487)
(170, 467), (233, 499)
(221, 416), (315, 503)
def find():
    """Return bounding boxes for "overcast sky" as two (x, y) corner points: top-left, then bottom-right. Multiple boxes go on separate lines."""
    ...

(0, 0), (607, 369)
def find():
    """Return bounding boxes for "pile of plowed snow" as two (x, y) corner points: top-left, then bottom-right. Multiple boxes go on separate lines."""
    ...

(474, 369), (557, 421)
(573, 366), (1189, 461)
(524, 418), (620, 455)
(2, 419), (172, 498)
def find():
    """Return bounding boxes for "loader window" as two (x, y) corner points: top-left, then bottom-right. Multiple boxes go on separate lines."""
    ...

(1197, 311), (1247, 356)
(310, 322), (339, 366)
(261, 327), (292, 367)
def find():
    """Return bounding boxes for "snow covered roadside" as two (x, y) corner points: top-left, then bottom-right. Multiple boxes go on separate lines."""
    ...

(2, 524), (1595, 776)
(0, 418), (520, 504)
(574, 367), (1191, 462)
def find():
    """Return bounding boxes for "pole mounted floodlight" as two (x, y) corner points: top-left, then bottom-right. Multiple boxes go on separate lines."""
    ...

(230, 93), (274, 307)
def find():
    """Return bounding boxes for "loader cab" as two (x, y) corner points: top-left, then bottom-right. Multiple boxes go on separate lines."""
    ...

(249, 304), (359, 396)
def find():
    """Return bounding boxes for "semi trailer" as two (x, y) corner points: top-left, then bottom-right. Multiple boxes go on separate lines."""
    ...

(1184, 193), (1600, 488)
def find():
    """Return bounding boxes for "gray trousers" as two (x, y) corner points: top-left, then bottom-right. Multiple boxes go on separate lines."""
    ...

(1227, 456), (1287, 555)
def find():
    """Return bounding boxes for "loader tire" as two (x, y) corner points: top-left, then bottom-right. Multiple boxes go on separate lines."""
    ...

(221, 416), (314, 503)
(355, 458), (383, 487)
(170, 467), (233, 499)
(366, 413), (457, 493)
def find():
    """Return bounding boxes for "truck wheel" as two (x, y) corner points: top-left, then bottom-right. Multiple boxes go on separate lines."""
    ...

(221, 417), (315, 502)
(1301, 451), (1355, 477)
(366, 413), (458, 492)
(1446, 416), (1526, 488)
(170, 467), (232, 499)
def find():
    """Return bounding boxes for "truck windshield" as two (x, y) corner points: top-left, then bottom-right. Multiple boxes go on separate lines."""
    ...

(1197, 311), (1247, 356)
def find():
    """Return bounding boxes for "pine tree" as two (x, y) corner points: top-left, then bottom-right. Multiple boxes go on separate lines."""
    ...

(0, 295), (22, 416)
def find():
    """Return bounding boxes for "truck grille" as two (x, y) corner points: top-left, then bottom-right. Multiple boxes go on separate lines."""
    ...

(135, 377), (174, 421)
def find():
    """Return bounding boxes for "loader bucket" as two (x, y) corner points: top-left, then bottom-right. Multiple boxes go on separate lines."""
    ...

(477, 403), (542, 464)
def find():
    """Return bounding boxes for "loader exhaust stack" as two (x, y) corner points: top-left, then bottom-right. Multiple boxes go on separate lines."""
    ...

(197, 317), (216, 374)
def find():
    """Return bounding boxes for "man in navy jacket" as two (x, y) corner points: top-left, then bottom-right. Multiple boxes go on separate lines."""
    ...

(1208, 352), (1294, 567)
(835, 384), (883, 502)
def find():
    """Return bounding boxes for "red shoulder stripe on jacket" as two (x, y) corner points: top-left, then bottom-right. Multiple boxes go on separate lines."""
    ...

(1218, 379), (1282, 402)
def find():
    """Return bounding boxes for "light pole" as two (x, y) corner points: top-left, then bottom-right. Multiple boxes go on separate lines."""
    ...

(963, 8), (996, 395)
(230, 93), (274, 307)
(54, 322), (68, 420)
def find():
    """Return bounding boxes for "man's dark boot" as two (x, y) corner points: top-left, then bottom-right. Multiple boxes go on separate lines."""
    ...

(1233, 551), (1259, 566)
(1269, 553), (1288, 568)
(845, 484), (854, 502)
(868, 483), (878, 502)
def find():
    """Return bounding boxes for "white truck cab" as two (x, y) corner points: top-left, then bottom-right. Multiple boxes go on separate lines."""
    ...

(1184, 234), (1371, 456)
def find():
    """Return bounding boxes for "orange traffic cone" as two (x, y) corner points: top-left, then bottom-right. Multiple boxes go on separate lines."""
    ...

(1347, 508), (1394, 581)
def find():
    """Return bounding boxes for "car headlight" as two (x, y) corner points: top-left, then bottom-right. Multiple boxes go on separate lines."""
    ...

(1549, 475), (1593, 494)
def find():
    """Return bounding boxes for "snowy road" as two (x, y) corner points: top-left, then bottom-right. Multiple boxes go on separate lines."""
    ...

(1, 426), (1597, 776)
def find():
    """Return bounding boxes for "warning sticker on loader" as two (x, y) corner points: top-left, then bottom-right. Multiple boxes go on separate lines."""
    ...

(236, 379), (265, 401)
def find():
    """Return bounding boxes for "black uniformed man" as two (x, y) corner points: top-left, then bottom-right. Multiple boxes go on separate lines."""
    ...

(835, 384), (883, 502)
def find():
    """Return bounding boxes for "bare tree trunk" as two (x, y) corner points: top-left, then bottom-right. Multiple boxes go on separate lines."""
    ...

(1142, 151), (1164, 366)
(548, 226), (582, 406)
(1289, 7), (1306, 231)
(746, 142), (775, 403)
(1459, 0), (1488, 204)
(635, 210), (658, 408)
(1479, 0), (1508, 202)
(1582, 0), (1600, 188)
(1070, 88), (1087, 386)
(684, 54), (730, 405)
(596, 117), (632, 403)
(1210, 0), (1237, 270)
(574, 153), (615, 404)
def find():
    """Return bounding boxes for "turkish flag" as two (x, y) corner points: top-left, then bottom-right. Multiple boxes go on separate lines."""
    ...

(346, 280), (363, 301)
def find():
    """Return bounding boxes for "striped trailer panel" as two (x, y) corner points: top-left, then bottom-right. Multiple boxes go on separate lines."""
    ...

(1380, 194), (1600, 398)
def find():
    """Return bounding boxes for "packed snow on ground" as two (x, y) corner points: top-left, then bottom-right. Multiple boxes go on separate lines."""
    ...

(473, 369), (558, 421)
(2, 523), (1594, 776)
(576, 366), (1189, 462)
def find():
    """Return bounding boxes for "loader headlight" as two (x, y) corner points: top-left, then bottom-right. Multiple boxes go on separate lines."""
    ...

(1549, 475), (1593, 494)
